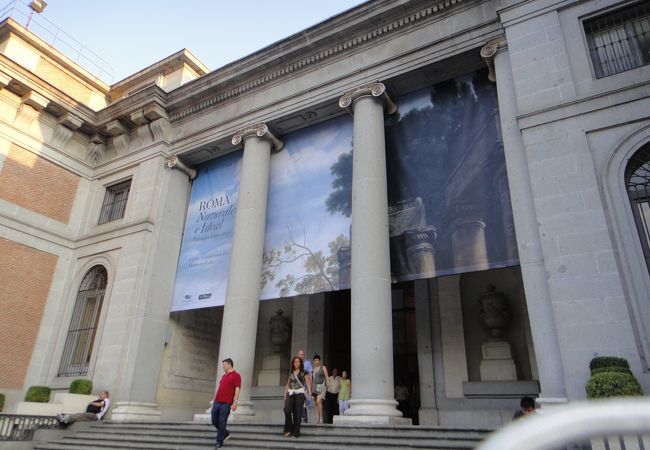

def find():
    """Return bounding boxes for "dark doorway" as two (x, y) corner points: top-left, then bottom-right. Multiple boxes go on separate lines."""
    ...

(324, 281), (420, 424)
(325, 289), (351, 376)
(392, 281), (420, 424)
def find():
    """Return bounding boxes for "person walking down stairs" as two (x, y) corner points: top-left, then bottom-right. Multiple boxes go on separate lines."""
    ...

(211, 358), (241, 449)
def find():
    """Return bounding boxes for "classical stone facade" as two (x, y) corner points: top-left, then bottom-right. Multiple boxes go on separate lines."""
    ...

(0, 0), (648, 428)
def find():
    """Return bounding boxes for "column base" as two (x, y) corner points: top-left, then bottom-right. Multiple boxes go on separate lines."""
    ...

(110, 402), (161, 421)
(193, 401), (257, 423)
(333, 399), (411, 425)
(418, 407), (439, 426)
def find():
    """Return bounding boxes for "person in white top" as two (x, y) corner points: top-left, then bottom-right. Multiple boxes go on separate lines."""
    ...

(56, 391), (110, 425)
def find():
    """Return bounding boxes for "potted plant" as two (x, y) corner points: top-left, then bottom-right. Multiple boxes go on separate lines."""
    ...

(69, 379), (93, 395)
(586, 356), (644, 398)
(0, 392), (5, 412)
(25, 386), (51, 403)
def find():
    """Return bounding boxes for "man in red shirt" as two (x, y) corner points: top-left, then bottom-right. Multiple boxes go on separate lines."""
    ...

(212, 358), (241, 448)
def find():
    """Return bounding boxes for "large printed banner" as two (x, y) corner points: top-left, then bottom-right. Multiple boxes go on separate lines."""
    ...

(171, 117), (353, 311)
(171, 70), (519, 311)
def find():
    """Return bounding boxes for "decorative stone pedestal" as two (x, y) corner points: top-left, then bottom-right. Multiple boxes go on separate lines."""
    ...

(479, 340), (517, 381)
(257, 354), (284, 386)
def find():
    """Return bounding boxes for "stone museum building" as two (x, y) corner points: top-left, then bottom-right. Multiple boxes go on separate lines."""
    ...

(0, 0), (649, 427)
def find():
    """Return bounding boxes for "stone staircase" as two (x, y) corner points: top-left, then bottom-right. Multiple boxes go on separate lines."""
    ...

(33, 421), (492, 449)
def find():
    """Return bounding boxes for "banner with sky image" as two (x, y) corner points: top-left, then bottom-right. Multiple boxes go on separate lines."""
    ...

(171, 69), (519, 311)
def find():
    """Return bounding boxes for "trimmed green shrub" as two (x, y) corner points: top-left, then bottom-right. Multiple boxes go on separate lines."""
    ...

(589, 356), (629, 373)
(69, 379), (93, 395)
(586, 372), (644, 398)
(25, 386), (51, 403)
(590, 366), (631, 376)
(0, 393), (5, 412)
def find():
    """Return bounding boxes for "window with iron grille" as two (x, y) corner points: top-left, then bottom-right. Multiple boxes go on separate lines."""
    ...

(58, 266), (107, 377)
(626, 143), (650, 276)
(584, 2), (650, 78)
(98, 179), (131, 224)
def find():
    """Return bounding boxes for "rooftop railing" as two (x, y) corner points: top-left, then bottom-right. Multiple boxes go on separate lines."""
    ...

(0, 0), (114, 84)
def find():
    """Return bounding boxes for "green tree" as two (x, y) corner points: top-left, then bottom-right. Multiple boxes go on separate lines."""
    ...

(261, 228), (349, 297)
(325, 149), (353, 217)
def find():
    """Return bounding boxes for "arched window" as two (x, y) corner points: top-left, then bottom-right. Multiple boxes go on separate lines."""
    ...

(626, 143), (650, 275)
(58, 265), (107, 376)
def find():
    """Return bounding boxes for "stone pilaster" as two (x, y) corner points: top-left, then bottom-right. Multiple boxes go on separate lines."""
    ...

(487, 39), (568, 405)
(217, 123), (282, 418)
(111, 155), (195, 421)
(335, 81), (406, 424)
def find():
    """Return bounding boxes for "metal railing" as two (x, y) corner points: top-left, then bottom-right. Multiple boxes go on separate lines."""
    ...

(0, 414), (60, 441)
(477, 398), (650, 450)
(97, 180), (131, 225)
(585, 2), (650, 78)
(0, 0), (114, 83)
(58, 265), (107, 377)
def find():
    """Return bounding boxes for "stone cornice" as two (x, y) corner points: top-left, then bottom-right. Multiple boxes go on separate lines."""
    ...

(0, 55), (97, 124)
(168, 0), (465, 122)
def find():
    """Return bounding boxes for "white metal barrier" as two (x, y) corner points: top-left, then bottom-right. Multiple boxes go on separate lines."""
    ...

(478, 398), (650, 450)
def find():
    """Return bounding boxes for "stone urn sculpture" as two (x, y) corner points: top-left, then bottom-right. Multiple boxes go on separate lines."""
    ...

(478, 284), (517, 381)
(478, 284), (511, 338)
(269, 309), (291, 353)
(258, 309), (292, 387)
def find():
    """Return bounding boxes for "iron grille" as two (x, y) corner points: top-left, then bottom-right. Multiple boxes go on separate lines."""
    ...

(626, 144), (650, 275)
(98, 179), (131, 224)
(585, 2), (650, 78)
(58, 266), (107, 377)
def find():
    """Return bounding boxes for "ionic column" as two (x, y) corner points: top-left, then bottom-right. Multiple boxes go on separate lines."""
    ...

(336, 81), (405, 424)
(483, 39), (568, 404)
(217, 123), (283, 417)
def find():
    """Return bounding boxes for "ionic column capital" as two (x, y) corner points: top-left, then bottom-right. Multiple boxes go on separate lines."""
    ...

(164, 155), (197, 180)
(339, 81), (397, 115)
(232, 123), (284, 152)
(480, 35), (508, 82)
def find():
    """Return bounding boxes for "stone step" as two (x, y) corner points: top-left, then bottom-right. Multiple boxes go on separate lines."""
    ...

(79, 422), (488, 440)
(34, 421), (490, 450)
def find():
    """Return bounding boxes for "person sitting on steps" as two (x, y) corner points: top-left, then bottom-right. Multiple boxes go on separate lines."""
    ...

(56, 391), (110, 426)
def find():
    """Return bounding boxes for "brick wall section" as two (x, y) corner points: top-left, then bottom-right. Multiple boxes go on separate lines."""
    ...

(35, 58), (92, 106)
(0, 238), (58, 389)
(0, 144), (80, 223)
